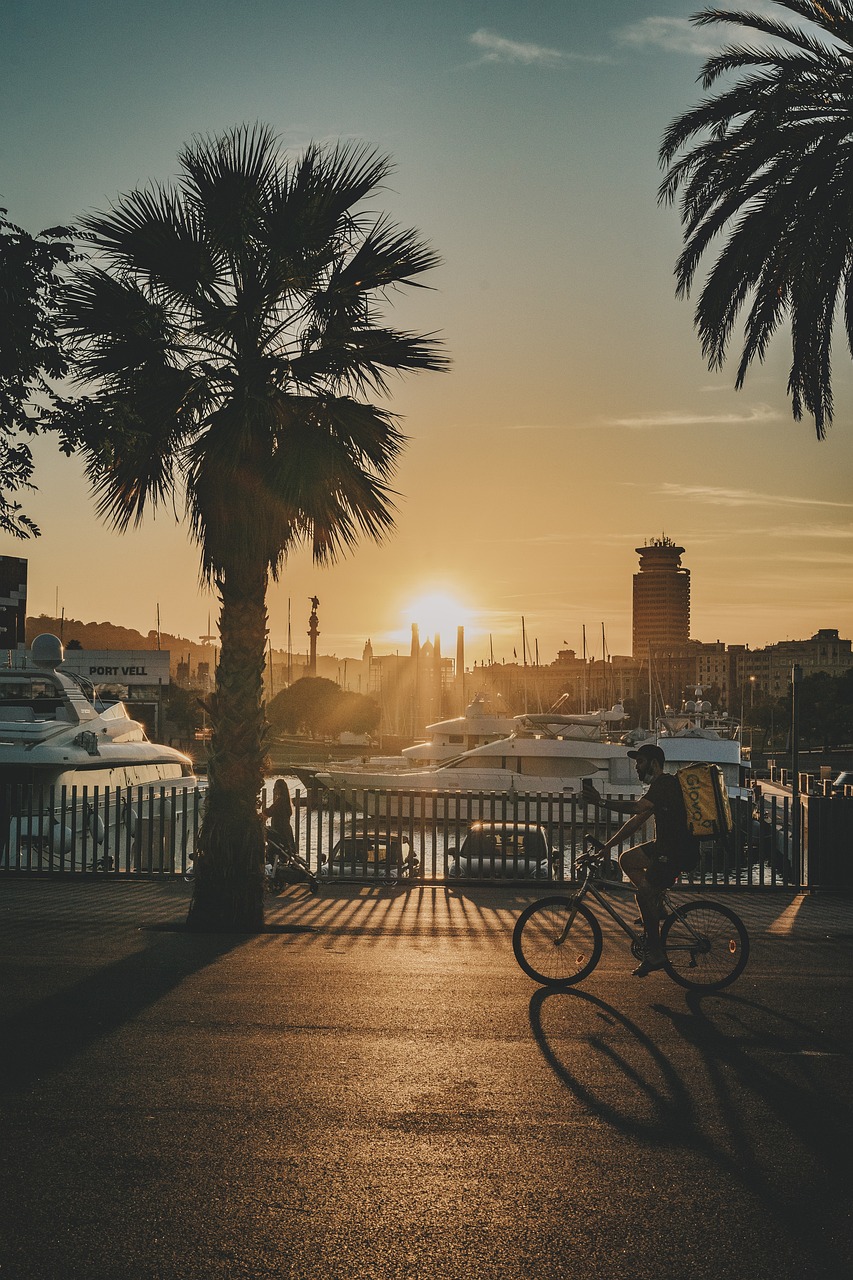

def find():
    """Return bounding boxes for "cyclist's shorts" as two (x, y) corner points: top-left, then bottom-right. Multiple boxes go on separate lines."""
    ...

(645, 843), (679, 889)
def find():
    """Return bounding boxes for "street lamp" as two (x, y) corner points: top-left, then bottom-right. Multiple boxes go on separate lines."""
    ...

(748, 675), (756, 753)
(791, 664), (803, 886)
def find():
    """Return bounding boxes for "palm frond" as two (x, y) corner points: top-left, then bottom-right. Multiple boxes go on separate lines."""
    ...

(289, 327), (449, 396)
(659, 1), (853, 437)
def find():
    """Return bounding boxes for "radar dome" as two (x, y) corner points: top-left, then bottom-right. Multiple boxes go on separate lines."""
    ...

(30, 634), (64, 669)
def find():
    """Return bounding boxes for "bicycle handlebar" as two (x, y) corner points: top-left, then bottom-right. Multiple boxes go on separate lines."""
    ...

(576, 834), (607, 869)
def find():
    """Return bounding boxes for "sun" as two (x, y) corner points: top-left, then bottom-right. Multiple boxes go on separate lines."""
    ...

(402, 590), (474, 647)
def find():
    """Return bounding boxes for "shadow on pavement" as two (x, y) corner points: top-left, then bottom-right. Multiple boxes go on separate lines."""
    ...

(530, 983), (853, 1278)
(0, 927), (245, 1097)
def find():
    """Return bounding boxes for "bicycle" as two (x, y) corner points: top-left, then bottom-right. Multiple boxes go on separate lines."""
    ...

(512, 838), (750, 992)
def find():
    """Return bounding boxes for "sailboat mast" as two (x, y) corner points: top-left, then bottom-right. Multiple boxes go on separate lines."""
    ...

(287, 598), (292, 686)
(521, 616), (528, 712)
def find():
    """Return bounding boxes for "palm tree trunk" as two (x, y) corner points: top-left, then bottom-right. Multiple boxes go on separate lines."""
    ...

(186, 559), (268, 931)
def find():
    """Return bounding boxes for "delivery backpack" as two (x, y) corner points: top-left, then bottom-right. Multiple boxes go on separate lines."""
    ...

(677, 762), (733, 842)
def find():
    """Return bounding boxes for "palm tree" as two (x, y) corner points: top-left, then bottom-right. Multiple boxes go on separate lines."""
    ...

(658, 1), (853, 439)
(53, 125), (447, 930)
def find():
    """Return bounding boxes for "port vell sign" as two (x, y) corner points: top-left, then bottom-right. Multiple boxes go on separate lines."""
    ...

(59, 649), (171, 687)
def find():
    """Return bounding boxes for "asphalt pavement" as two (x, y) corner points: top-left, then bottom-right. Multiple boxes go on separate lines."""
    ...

(1, 878), (852, 1280)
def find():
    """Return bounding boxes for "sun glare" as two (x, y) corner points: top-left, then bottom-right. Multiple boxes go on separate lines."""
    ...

(401, 590), (474, 648)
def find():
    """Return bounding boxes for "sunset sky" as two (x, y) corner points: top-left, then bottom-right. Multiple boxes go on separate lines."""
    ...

(2, 1), (851, 664)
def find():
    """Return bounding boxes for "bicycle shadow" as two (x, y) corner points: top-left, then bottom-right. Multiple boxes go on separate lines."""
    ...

(657, 990), (853, 1180)
(530, 983), (853, 1274)
(528, 985), (698, 1143)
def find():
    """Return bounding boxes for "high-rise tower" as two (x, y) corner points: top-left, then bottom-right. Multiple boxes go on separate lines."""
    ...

(632, 537), (690, 658)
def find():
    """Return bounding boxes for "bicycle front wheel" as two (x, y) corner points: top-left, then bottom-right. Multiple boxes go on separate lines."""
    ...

(513, 896), (603, 987)
(661, 901), (749, 991)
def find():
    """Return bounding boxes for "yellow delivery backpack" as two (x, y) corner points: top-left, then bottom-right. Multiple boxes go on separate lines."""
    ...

(677, 762), (733, 840)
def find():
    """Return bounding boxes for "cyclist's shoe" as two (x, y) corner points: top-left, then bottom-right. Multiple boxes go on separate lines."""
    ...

(632, 956), (665, 977)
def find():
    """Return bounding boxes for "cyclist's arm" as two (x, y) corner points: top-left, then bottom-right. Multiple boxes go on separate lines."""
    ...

(582, 783), (641, 815)
(599, 796), (641, 815)
(599, 795), (655, 856)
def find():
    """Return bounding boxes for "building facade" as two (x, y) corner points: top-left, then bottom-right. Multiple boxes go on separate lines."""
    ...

(632, 537), (690, 660)
(741, 630), (853, 699)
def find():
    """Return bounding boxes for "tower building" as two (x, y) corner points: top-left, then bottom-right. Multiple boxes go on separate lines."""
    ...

(632, 537), (690, 658)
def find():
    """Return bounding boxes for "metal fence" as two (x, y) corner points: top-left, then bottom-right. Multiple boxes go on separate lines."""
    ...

(2, 781), (848, 889)
(1, 783), (205, 877)
(297, 785), (803, 889)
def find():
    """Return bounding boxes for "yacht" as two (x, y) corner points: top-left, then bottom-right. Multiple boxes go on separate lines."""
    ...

(1, 634), (204, 868)
(296, 693), (513, 788)
(316, 697), (748, 816)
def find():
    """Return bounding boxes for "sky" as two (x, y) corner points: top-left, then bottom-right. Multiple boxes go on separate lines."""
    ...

(2, 0), (851, 665)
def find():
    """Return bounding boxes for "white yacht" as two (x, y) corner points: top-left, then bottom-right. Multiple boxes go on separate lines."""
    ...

(307, 693), (513, 786)
(402, 694), (514, 765)
(317, 697), (748, 816)
(1, 634), (204, 869)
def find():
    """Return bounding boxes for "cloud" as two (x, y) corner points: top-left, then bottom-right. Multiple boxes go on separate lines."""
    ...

(505, 403), (782, 432)
(615, 6), (821, 59)
(657, 484), (853, 511)
(465, 28), (609, 68)
(604, 403), (782, 429)
(615, 16), (726, 57)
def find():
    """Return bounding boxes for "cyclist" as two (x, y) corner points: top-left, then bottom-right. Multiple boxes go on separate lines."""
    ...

(582, 742), (699, 977)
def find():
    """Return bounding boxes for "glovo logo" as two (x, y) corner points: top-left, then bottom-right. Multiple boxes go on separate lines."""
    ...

(681, 766), (715, 833)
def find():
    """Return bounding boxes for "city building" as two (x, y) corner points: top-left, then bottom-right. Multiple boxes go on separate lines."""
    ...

(741, 630), (853, 699)
(632, 537), (690, 659)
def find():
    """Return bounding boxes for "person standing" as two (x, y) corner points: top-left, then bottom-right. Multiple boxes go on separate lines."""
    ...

(264, 778), (296, 856)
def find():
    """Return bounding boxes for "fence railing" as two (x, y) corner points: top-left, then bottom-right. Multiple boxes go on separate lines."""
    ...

(298, 785), (802, 889)
(1, 782), (205, 877)
(2, 781), (848, 889)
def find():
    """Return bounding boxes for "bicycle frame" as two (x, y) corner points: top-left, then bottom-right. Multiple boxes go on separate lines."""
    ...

(557, 864), (641, 947)
(559, 861), (710, 956)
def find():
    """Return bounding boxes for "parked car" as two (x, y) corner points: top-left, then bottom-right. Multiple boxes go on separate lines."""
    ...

(445, 821), (554, 879)
(321, 824), (419, 880)
(832, 771), (853, 794)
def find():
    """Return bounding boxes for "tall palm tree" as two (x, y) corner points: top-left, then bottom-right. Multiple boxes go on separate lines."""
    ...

(658, 1), (853, 438)
(53, 125), (447, 930)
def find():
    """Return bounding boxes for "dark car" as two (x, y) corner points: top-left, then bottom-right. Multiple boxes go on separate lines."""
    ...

(832, 771), (853, 794)
(321, 825), (419, 880)
(445, 821), (554, 880)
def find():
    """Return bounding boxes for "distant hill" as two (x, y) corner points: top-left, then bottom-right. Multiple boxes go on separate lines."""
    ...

(26, 615), (214, 675)
(24, 614), (305, 679)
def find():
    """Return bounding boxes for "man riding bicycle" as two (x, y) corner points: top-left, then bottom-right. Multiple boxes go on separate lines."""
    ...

(582, 742), (699, 977)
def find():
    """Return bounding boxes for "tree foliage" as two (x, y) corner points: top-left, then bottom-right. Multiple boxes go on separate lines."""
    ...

(268, 677), (380, 737)
(658, 1), (853, 438)
(0, 211), (73, 535)
(749, 668), (853, 751)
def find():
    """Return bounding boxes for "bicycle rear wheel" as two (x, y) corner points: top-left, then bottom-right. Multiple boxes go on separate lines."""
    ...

(513, 896), (603, 987)
(661, 901), (749, 991)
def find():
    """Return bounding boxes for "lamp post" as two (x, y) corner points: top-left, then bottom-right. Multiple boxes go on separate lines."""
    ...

(791, 664), (803, 886)
(748, 675), (755, 754)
